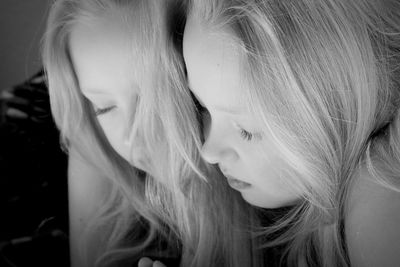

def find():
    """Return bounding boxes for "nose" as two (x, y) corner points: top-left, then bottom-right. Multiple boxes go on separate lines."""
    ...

(121, 99), (137, 146)
(200, 125), (238, 165)
(122, 120), (134, 147)
(126, 126), (155, 176)
(119, 96), (143, 167)
(130, 146), (152, 174)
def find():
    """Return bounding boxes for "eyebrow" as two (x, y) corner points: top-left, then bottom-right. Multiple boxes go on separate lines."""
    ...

(188, 83), (246, 115)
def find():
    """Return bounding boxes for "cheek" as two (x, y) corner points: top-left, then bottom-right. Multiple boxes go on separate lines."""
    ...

(244, 143), (288, 188)
(243, 155), (300, 208)
(97, 117), (128, 159)
(248, 152), (282, 182)
(238, 141), (303, 208)
(97, 117), (153, 175)
(251, 154), (303, 203)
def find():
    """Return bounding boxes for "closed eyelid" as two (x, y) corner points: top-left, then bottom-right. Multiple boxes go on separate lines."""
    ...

(234, 122), (263, 141)
(94, 105), (117, 116)
(82, 95), (113, 115)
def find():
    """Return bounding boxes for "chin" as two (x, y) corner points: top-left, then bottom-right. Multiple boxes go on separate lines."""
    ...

(240, 190), (298, 209)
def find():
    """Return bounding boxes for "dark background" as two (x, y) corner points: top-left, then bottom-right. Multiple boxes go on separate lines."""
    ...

(0, 2), (69, 266)
(0, 0), (52, 91)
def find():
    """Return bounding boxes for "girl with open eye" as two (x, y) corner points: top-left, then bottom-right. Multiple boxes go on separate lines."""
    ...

(43, 0), (261, 266)
(177, 0), (400, 266)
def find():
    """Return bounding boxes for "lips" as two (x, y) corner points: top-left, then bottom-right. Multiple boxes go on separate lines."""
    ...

(224, 174), (252, 190)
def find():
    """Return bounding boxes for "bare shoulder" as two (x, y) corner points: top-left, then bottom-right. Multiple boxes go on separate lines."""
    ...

(68, 146), (110, 219)
(68, 146), (110, 267)
(345, 168), (400, 267)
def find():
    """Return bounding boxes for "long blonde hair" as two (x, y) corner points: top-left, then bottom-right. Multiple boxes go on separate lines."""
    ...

(188, 0), (400, 266)
(43, 0), (260, 266)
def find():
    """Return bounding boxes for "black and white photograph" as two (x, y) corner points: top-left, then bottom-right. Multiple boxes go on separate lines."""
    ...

(1, 0), (400, 266)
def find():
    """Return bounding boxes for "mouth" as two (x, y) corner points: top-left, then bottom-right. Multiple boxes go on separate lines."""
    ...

(224, 174), (252, 190)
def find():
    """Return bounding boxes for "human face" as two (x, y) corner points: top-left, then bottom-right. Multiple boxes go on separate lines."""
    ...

(183, 15), (301, 208)
(69, 16), (150, 173)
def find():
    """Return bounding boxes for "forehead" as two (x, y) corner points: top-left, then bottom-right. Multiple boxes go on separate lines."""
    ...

(69, 16), (137, 94)
(183, 15), (246, 110)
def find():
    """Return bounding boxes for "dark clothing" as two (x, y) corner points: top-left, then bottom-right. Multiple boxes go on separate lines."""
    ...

(0, 70), (69, 267)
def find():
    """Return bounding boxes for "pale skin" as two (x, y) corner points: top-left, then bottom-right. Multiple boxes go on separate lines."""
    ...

(68, 153), (400, 266)
(183, 15), (302, 209)
(67, 15), (156, 266)
(66, 9), (400, 267)
(69, 15), (151, 173)
(68, 148), (109, 267)
(345, 168), (400, 267)
(182, 14), (400, 267)
(68, 151), (168, 267)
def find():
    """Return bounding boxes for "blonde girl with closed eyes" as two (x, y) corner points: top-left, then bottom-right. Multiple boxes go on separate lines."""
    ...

(43, 0), (262, 266)
(179, 0), (400, 266)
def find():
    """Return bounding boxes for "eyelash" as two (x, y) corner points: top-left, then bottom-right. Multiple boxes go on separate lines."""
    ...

(239, 128), (254, 141)
(190, 93), (258, 143)
(200, 109), (257, 142)
(94, 105), (116, 116)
